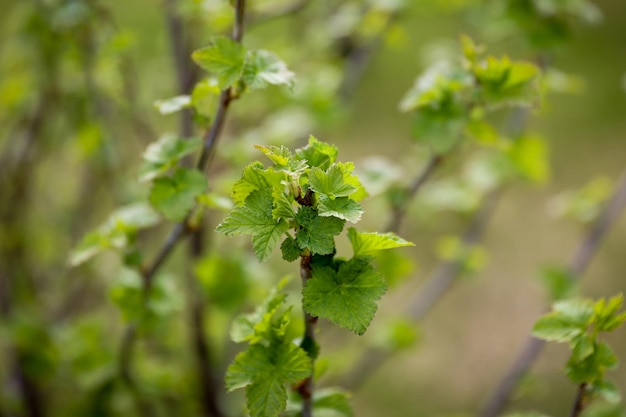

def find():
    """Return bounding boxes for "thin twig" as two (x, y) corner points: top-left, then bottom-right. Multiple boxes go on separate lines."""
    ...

(342, 189), (501, 390)
(117, 1), (247, 412)
(570, 383), (588, 417)
(248, 0), (309, 27)
(386, 154), (444, 233)
(298, 253), (316, 417)
(163, 0), (226, 415)
(479, 169), (626, 417)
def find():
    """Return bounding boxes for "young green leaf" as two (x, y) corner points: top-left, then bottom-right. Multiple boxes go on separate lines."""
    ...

(280, 237), (301, 262)
(232, 162), (285, 205)
(139, 135), (202, 182)
(594, 294), (626, 332)
(317, 197), (363, 223)
(149, 167), (208, 221)
(295, 136), (338, 170)
(532, 313), (585, 343)
(508, 134), (550, 184)
(217, 189), (290, 261)
(230, 289), (288, 344)
(539, 266), (577, 302)
(226, 343), (312, 417)
(192, 36), (246, 89)
(565, 341), (618, 384)
(347, 228), (415, 257)
(295, 207), (344, 255)
(69, 203), (160, 266)
(285, 388), (353, 417)
(303, 258), (387, 335)
(309, 164), (357, 199)
(242, 49), (295, 90)
(153, 95), (191, 115)
(592, 379), (622, 404)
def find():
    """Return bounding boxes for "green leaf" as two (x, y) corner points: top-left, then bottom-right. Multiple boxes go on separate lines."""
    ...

(192, 36), (246, 89)
(295, 207), (344, 255)
(580, 403), (626, 417)
(378, 318), (420, 351)
(69, 203), (160, 266)
(286, 388), (353, 417)
(473, 56), (540, 108)
(570, 333), (594, 362)
(592, 379), (622, 404)
(191, 78), (220, 117)
(139, 135), (202, 182)
(226, 343), (312, 417)
(318, 197), (363, 223)
(303, 258), (387, 335)
(508, 134), (550, 184)
(110, 269), (181, 332)
(539, 266), (577, 301)
(309, 164), (357, 199)
(254, 145), (293, 166)
(194, 254), (247, 310)
(242, 50), (295, 90)
(153, 95), (191, 115)
(149, 168), (207, 221)
(295, 136), (338, 170)
(347, 228), (414, 257)
(232, 162), (285, 205)
(566, 341), (619, 384)
(532, 314), (584, 343)
(280, 237), (301, 262)
(553, 298), (595, 326)
(594, 294), (626, 332)
(272, 187), (296, 221)
(230, 289), (288, 344)
(217, 189), (290, 261)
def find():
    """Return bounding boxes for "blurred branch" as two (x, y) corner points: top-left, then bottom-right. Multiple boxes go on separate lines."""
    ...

(118, 2), (247, 414)
(337, 10), (401, 101)
(163, 0), (226, 414)
(570, 383), (588, 417)
(341, 189), (501, 390)
(479, 169), (626, 417)
(248, 0), (310, 27)
(0, 84), (54, 417)
(386, 153), (444, 233)
(298, 253), (316, 417)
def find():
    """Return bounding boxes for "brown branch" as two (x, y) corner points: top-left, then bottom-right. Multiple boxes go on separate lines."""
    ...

(341, 189), (501, 390)
(479, 169), (626, 417)
(118, 2), (247, 414)
(570, 383), (588, 417)
(298, 253), (316, 417)
(163, 1), (228, 415)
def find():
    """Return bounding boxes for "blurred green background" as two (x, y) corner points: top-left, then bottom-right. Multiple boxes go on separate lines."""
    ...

(1, 0), (625, 416)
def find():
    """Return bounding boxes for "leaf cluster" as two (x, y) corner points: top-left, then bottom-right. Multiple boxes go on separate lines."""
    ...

(217, 139), (413, 335)
(533, 294), (626, 403)
(400, 36), (541, 153)
(226, 285), (313, 417)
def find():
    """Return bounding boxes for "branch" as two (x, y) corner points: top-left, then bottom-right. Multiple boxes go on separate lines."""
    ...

(298, 253), (316, 417)
(479, 169), (626, 417)
(570, 383), (588, 417)
(337, 10), (401, 101)
(248, 0), (309, 27)
(341, 189), (501, 390)
(386, 153), (444, 233)
(117, 1), (247, 412)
